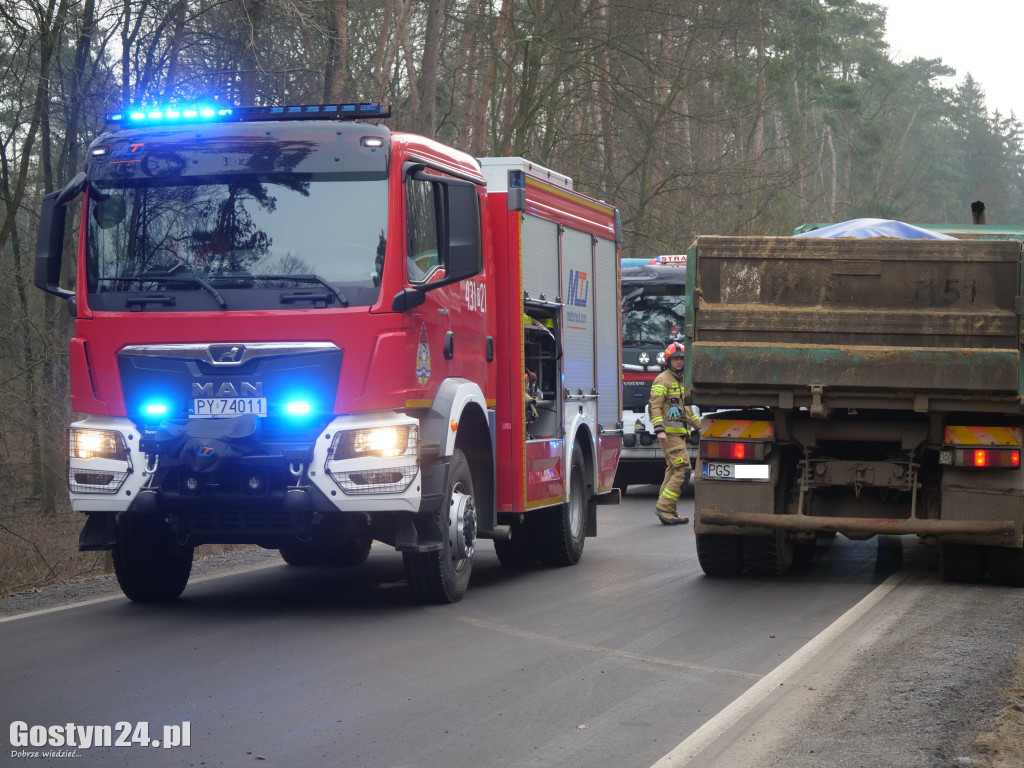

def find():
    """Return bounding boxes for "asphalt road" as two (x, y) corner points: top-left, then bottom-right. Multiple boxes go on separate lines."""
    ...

(2, 487), (1021, 768)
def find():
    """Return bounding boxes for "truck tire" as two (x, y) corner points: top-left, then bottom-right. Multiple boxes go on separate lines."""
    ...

(793, 538), (817, 570)
(532, 446), (588, 567)
(494, 525), (538, 568)
(742, 531), (794, 577)
(988, 547), (1024, 587)
(403, 448), (475, 603)
(112, 514), (194, 602)
(695, 533), (744, 577)
(939, 541), (987, 583)
(280, 535), (372, 567)
(875, 535), (904, 575)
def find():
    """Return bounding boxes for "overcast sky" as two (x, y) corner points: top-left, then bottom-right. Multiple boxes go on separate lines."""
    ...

(878, 0), (1023, 118)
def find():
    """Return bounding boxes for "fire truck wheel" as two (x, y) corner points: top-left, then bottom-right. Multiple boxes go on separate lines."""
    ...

(403, 448), (475, 603)
(494, 525), (538, 568)
(533, 446), (588, 567)
(112, 514), (194, 602)
(279, 536), (372, 567)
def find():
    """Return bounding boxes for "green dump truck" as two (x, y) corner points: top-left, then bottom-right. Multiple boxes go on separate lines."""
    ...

(685, 223), (1024, 585)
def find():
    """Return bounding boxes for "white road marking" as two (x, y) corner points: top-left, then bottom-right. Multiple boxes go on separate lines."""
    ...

(650, 569), (910, 767)
(458, 615), (761, 679)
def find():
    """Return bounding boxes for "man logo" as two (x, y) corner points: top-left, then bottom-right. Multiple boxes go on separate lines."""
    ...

(209, 345), (245, 364)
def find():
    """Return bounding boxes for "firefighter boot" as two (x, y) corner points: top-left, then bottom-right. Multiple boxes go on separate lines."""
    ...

(655, 508), (689, 526)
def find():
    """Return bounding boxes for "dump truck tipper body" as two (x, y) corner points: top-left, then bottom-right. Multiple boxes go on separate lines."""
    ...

(685, 233), (1024, 584)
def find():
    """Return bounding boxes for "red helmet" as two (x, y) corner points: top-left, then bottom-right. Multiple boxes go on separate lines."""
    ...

(664, 342), (686, 361)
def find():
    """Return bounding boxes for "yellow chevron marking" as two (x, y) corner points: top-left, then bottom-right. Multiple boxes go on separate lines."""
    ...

(944, 426), (1022, 446)
(701, 419), (775, 439)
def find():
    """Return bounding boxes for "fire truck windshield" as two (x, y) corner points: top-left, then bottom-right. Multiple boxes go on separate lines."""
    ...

(85, 173), (388, 311)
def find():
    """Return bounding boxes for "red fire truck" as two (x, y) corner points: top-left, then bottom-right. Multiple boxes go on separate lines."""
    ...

(35, 102), (623, 603)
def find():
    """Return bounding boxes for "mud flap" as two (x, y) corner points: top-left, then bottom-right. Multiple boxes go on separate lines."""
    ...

(395, 517), (444, 553)
(79, 513), (117, 551)
(418, 456), (450, 515)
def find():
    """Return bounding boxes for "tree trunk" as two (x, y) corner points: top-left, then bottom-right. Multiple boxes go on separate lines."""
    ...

(238, 0), (266, 105)
(415, 0), (445, 136)
(323, 0), (349, 103)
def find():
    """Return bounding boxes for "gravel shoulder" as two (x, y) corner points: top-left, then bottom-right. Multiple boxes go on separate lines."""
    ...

(688, 573), (1024, 768)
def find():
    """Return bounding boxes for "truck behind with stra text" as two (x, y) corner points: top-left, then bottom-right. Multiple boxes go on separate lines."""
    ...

(616, 257), (698, 494)
(685, 220), (1024, 584)
(35, 102), (623, 604)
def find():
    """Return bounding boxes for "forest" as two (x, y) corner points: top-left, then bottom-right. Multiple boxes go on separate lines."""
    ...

(2, 0), (1024, 591)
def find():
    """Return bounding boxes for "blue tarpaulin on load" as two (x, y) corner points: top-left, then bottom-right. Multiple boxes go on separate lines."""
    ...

(792, 218), (955, 239)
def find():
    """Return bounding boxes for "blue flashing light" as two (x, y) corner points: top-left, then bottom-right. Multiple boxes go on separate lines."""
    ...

(284, 400), (313, 418)
(142, 402), (169, 417)
(106, 102), (390, 126)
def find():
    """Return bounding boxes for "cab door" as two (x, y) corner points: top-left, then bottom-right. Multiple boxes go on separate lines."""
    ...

(404, 174), (452, 396)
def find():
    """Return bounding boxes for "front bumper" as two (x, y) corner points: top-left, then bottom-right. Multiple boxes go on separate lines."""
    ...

(67, 412), (431, 535)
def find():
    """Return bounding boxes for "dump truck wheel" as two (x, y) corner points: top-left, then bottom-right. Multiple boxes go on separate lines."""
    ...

(696, 533), (744, 577)
(742, 531), (794, 577)
(793, 538), (817, 569)
(988, 547), (1024, 587)
(939, 541), (987, 583)
(875, 535), (904, 575)
(403, 449), (475, 603)
(112, 514), (194, 602)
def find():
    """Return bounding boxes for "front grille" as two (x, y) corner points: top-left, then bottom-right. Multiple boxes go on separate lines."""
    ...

(118, 343), (342, 435)
(623, 379), (652, 407)
(187, 506), (294, 536)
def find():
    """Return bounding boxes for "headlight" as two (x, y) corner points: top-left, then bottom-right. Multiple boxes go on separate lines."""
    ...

(331, 425), (418, 460)
(70, 429), (128, 461)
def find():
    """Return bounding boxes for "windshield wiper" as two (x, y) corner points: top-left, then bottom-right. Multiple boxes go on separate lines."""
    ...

(255, 274), (350, 308)
(97, 276), (228, 309)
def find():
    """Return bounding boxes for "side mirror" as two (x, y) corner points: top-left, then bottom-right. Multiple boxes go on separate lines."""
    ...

(442, 180), (483, 282)
(34, 171), (87, 300)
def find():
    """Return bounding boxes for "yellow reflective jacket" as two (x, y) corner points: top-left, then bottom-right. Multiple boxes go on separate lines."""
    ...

(649, 368), (700, 435)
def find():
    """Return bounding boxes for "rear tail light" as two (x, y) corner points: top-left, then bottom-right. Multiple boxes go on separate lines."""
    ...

(701, 440), (766, 461)
(958, 448), (1020, 468)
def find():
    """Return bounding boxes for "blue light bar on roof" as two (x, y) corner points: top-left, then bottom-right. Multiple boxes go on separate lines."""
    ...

(106, 102), (391, 126)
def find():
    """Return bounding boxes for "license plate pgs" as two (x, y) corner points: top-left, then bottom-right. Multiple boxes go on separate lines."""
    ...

(702, 461), (770, 482)
(190, 397), (267, 418)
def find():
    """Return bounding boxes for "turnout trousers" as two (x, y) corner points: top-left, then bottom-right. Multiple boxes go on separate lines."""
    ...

(656, 432), (691, 514)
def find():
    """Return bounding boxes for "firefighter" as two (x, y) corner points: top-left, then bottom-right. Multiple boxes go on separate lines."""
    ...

(649, 342), (701, 525)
